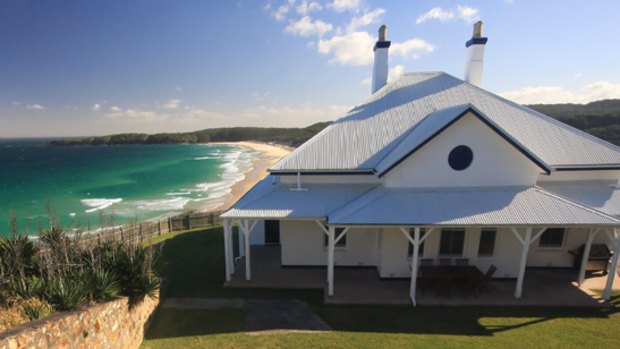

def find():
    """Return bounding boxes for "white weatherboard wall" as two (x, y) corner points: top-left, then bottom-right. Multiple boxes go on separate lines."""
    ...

(384, 112), (542, 188)
(375, 227), (602, 279)
(249, 220), (265, 245)
(280, 220), (379, 266)
(526, 228), (612, 268)
(377, 228), (410, 277)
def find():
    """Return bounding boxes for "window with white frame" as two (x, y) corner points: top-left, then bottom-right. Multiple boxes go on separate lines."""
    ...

(439, 228), (465, 256)
(539, 228), (565, 248)
(477, 228), (497, 257)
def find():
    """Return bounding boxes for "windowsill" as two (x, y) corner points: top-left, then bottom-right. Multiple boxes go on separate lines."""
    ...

(537, 246), (564, 251)
(477, 255), (494, 258)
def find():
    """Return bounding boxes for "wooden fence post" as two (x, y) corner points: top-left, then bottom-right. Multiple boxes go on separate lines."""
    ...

(158, 220), (162, 236)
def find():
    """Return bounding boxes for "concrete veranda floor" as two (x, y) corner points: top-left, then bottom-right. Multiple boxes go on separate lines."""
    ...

(225, 246), (620, 307)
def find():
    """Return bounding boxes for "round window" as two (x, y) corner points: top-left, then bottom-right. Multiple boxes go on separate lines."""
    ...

(448, 145), (473, 171)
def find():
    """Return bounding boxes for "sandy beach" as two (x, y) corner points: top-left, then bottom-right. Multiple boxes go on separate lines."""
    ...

(211, 142), (292, 211)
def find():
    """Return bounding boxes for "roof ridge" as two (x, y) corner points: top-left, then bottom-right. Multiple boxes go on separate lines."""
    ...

(534, 186), (620, 223)
(462, 80), (620, 156)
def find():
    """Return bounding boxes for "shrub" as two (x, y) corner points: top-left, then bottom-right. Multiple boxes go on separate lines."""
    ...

(44, 275), (88, 311)
(10, 276), (44, 299)
(88, 268), (120, 302)
(21, 297), (53, 321)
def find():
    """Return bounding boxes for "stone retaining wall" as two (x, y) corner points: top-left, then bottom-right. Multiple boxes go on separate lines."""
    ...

(0, 292), (159, 349)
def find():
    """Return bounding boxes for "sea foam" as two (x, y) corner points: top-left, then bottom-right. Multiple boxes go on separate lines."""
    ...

(81, 198), (123, 213)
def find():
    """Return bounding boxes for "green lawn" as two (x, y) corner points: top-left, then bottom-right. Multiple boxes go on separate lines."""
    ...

(142, 227), (620, 349)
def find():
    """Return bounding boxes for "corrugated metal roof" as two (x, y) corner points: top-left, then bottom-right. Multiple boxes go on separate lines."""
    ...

(540, 181), (620, 217)
(271, 72), (620, 173)
(328, 186), (620, 226)
(221, 178), (376, 219)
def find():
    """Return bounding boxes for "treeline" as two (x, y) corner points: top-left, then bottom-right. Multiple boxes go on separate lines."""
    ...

(527, 99), (620, 145)
(49, 122), (332, 147)
(49, 99), (620, 147)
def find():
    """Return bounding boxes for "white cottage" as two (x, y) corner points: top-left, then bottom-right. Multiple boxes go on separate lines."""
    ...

(221, 22), (620, 306)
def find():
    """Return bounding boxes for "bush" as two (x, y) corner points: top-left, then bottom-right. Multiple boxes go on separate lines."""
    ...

(44, 276), (88, 311)
(21, 297), (53, 321)
(0, 225), (160, 330)
(88, 268), (120, 302)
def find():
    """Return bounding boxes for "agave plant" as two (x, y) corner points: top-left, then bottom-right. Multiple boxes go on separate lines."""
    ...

(88, 268), (120, 302)
(10, 276), (44, 299)
(44, 275), (87, 311)
(114, 244), (160, 305)
(0, 234), (38, 287)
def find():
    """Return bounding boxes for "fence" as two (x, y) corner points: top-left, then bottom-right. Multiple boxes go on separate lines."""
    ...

(80, 210), (225, 245)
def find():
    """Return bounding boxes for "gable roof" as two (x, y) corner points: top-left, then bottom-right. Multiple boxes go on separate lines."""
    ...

(271, 72), (620, 174)
(373, 104), (550, 176)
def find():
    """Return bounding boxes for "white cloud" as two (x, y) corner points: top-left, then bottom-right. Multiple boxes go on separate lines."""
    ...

(240, 103), (350, 126)
(457, 5), (479, 24)
(91, 103), (102, 112)
(416, 5), (479, 24)
(329, 0), (361, 13)
(391, 39), (435, 59)
(161, 99), (183, 109)
(362, 64), (405, 86)
(285, 16), (333, 37)
(272, 5), (289, 22)
(500, 81), (620, 104)
(416, 7), (454, 24)
(105, 107), (165, 123)
(318, 31), (434, 66)
(388, 64), (405, 82)
(11, 101), (20, 106)
(26, 104), (45, 110)
(347, 8), (386, 32)
(317, 31), (375, 65)
(296, 1), (322, 15)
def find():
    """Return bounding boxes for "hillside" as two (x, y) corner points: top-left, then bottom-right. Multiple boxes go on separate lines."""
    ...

(527, 99), (620, 145)
(49, 122), (332, 147)
(49, 99), (620, 148)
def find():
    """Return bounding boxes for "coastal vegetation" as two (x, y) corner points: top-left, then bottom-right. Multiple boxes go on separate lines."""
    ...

(49, 100), (620, 148)
(0, 222), (159, 332)
(528, 99), (620, 145)
(49, 122), (332, 147)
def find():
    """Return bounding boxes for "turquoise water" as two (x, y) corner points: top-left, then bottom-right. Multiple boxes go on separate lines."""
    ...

(0, 140), (256, 236)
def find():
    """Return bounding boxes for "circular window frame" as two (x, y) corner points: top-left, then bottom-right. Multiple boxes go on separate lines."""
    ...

(448, 145), (473, 171)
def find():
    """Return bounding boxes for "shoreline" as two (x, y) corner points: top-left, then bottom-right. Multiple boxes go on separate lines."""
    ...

(208, 142), (291, 211)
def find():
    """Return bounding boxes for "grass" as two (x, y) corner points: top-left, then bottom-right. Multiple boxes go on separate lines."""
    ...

(142, 226), (620, 349)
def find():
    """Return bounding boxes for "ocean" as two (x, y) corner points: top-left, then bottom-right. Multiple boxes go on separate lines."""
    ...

(0, 139), (257, 236)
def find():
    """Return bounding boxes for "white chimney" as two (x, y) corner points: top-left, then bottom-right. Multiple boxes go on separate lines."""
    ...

(464, 21), (488, 86)
(371, 25), (391, 94)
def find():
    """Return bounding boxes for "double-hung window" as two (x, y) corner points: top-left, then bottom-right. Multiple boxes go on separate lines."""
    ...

(439, 228), (465, 256)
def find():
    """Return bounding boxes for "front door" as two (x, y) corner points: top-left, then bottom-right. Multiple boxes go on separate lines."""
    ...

(264, 220), (280, 245)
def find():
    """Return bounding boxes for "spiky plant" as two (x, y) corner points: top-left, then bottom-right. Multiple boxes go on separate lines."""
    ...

(88, 268), (120, 302)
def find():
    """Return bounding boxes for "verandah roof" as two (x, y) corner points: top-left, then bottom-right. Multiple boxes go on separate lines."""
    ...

(328, 186), (620, 227)
(222, 177), (620, 227)
(221, 177), (375, 220)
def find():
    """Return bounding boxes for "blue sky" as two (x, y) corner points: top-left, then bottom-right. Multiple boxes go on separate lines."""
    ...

(1, 0), (620, 137)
